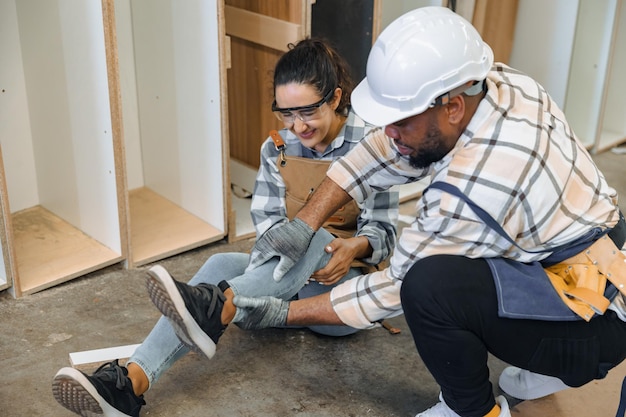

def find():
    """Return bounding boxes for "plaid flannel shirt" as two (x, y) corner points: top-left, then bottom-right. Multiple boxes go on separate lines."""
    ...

(328, 64), (621, 328)
(250, 108), (398, 266)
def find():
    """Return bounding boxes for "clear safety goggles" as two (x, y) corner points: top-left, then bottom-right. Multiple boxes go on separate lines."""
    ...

(272, 88), (334, 127)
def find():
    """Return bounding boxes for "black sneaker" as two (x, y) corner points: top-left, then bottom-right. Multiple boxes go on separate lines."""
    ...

(52, 359), (145, 416)
(145, 265), (228, 359)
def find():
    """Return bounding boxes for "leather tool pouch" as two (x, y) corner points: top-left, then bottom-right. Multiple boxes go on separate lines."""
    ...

(544, 235), (626, 321)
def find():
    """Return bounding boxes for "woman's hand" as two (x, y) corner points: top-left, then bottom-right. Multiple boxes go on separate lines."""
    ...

(310, 236), (371, 285)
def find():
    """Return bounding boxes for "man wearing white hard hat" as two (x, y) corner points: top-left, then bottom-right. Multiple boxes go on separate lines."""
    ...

(232, 6), (626, 417)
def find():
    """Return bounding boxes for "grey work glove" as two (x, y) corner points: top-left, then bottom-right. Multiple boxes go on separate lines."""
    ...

(232, 295), (290, 330)
(246, 218), (314, 282)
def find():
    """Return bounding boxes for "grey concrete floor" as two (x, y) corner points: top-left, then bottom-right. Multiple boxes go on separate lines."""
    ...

(1, 150), (624, 417)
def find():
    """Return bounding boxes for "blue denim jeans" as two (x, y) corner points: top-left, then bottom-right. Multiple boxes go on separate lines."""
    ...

(129, 228), (362, 387)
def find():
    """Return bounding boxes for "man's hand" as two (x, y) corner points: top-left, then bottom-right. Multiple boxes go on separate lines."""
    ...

(246, 218), (314, 281)
(311, 236), (372, 285)
(232, 295), (290, 330)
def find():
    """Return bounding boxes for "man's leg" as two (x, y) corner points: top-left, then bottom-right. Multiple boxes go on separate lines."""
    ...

(401, 255), (626, 416)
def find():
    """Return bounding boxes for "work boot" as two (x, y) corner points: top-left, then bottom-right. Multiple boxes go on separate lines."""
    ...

(416, 393), (510, 417)
(498, 366), (569, 400)
(145, 265), (228, 359)
(52, 359), (145, 417)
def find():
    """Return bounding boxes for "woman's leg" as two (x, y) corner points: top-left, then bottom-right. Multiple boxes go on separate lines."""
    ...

(228, 228), (335, 300)
(297, 266), (362, 336)
(401, 254), (626, 416)
(128, 253), (249, 389)
(229, 228), (362, 335)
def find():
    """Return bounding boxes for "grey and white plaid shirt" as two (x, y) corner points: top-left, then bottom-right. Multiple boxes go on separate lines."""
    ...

(251, 108), (398, 266)
(328, 64), (621, 328)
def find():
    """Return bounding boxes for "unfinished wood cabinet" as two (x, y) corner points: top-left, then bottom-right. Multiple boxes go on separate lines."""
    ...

(510, 0), (626, 153)
(111, 0), (228, 266)
(0, 0), (126, 297)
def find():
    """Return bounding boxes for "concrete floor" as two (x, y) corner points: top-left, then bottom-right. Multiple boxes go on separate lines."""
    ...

(1, 150), (625, 417)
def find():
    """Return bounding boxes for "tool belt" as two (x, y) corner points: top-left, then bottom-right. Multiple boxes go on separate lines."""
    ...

(426, 181), (626, 322)
(544, 235), (626, 321)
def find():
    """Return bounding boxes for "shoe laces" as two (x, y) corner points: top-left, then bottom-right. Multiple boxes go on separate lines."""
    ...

(94, 359), (130, 391)
(197, 283), (226, 320)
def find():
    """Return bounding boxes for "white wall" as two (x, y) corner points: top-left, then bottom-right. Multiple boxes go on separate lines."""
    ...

(509, 0), (579, 107)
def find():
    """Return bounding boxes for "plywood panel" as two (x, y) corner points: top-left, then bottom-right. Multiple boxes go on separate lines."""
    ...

(225, 5), (302, 52)
(129, 187), (224, 266)
(12, 206), (122, 297)
(225, 0), (309, 169)
(0, 145), (14, 291)
(226, 35), (282, 169)
(102, 0), (130, 267)
(472, 0), (519, 64)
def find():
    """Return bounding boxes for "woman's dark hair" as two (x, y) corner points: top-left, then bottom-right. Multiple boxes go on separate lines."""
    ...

(273, 37), (354, 115)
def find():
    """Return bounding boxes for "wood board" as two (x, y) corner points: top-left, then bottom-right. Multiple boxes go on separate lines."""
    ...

(129, 187), (224, 266)
(11, 205), (122, 297)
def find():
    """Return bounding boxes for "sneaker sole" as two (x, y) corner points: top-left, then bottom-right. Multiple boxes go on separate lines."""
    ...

(52, 367), (132, 417)
(146, 265), (217, 359)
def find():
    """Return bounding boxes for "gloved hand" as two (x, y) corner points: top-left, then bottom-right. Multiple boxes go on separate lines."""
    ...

(246, 218), (314, 281)
(232, 295), (290, 330)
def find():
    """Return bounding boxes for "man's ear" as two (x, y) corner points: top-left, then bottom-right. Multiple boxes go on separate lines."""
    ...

(445, 94), (465, 125)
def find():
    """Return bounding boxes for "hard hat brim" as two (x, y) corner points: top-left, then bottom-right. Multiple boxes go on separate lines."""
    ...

(351, 77), (427, 127)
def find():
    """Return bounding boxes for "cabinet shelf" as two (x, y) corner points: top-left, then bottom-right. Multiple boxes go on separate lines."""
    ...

(12, 206), (122, 296)
(129, 187), (224, 266)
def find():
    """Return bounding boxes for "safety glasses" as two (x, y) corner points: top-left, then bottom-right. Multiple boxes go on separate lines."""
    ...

(272, 88), (335, 127)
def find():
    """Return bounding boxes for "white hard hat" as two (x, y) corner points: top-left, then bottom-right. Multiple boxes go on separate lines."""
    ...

(352, 6), (493, 126)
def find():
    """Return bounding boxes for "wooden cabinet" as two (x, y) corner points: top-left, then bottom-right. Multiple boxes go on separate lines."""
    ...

(0, 0), (125, 297)
(112, 0), (228, 266)
(0, 0), (229, 296)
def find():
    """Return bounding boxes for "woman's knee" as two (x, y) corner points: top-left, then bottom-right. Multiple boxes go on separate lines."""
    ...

(190, 252), (249, 285)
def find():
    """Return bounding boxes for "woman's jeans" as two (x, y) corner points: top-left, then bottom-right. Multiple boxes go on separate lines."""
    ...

(401, 254), (626, 416)
(130, 228), (362, 387)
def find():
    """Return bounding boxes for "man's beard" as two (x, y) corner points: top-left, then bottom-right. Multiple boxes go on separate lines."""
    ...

(408, 124), (449, 169)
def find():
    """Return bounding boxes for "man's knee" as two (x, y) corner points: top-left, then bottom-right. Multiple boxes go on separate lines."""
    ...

(401, 255), (492, 315)
(402, 255), (459, 298)
(401, 255), (454, 313)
